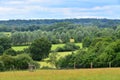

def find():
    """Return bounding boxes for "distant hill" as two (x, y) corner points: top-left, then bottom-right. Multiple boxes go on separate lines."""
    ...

(0, 18), (120, 32)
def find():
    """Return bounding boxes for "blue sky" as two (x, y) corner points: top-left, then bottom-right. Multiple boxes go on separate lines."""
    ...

(0, 0), (120, 20)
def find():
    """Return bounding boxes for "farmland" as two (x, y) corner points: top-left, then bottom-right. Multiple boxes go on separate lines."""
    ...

(12, 43), (82, 68)
(0, 68), (120, 80)
(12, 43), (82, 51)
(12, 46), (29, 51)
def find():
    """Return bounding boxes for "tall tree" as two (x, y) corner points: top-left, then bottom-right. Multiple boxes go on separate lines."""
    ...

(29, 38), (51, 61)
(0, 37), (11, 55)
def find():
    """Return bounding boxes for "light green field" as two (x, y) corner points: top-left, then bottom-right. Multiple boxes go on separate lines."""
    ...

(12, 43), (82, 51)
(51, 44), (65, 50)
(12, 46), (29, 51)
(0, 32), (11, 37)
(38, 61), (55, 68)
(0, 68), (120, 80)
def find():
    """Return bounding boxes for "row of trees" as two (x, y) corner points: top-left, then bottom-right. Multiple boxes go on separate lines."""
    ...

(55, 38), (120, 68)
(0, 19), (120, 32)
(9, 25), (120, 45)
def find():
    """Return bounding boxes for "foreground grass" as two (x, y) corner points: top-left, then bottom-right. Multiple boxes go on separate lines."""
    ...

(0, 68), (120, 80)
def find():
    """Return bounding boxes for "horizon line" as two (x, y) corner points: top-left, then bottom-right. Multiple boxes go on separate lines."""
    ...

(0, 18), (120, 21)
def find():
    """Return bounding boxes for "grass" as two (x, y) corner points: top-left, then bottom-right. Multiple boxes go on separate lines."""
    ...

(51, 44), (65, 50)
(12, 43), (82, 51)
(38, 61), (55, 68)
(0, 32), (11, 37)
(12, 46), (28, 51)
(0, 68), (120, 80)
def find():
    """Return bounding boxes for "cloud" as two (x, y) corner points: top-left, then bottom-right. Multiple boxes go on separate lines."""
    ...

(0, 0), (120, 19)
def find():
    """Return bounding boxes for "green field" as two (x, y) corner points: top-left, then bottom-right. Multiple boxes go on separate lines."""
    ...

(51, 44), (65, 50)
(12, 46), (29, 51)
(0, 68), (120, 80)
(0, 32), (11, 37)
(12, 43), (82, 51)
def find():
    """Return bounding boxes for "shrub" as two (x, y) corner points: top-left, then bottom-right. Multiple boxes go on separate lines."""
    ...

(14, 54), (34, 69)
(0, 55), (15, 70)
(0, 61), (5, 71)
(4, 48), (17, 56)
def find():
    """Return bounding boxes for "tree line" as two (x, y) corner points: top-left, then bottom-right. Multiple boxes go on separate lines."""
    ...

(0, 18), (120, 32)
(7, 24), (120, 45)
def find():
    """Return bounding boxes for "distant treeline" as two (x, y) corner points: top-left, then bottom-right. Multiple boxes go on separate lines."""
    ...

(0, 18), (120, 32)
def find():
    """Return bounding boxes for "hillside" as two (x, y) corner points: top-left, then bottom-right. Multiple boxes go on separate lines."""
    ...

(0, 18), (120, 32)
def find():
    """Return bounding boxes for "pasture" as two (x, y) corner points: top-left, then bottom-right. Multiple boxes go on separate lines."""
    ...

(0, 32), (11, 37)
(0, 68), (120, 80)
(12, 43), (82, 51)
(12, 46), (28, 51)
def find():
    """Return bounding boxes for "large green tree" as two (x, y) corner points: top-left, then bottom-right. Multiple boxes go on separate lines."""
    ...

(0, 37), (11, 55)
(29, 38), (51, 61)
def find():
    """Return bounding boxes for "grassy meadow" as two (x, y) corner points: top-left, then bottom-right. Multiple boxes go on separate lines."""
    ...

(0, 68), (120, 80)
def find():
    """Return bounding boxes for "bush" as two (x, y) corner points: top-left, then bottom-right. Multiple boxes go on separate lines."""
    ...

(0, 61), (5, 71)
(4, 48), (17, 56)
(14, 54), (34, 69)
(0, 55), (15, 70)
(56, 54), (75, 69)
(0, 54), (40, 71)
(0, 37), (11, 54)
(55, 47), (65, 52)
(0, 46), (4, 55)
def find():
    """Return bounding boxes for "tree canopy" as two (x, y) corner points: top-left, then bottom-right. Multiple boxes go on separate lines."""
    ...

(29, 38), (52, 61)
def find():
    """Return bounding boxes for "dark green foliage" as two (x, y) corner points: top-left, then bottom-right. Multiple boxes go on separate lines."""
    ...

(0, 54), (39, 71)
(4, 48), (17, 56)
(0, 19), (120, 32)
(29, 38), (51, 61)
(0, 37), (11, 55)
(14, 54), (34, 69)
(0, 55), (15, 70)
(57, 54), (75, 69)
(0, 46), (4, 55)
(0, 61), (5, 71)
(57, 38), (120, 69)
(82, 37), (92, 48)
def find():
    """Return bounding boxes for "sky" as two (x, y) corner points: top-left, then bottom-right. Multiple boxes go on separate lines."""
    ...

(0, 0), (120, 20)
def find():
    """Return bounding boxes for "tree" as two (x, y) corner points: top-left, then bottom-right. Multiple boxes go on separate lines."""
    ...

(82, 37), (92, 48)
(29, 38), (51, 61)
(49, 52), (59, 68)
(0, 61), (5, 71)
(0, 37), (11, 55)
